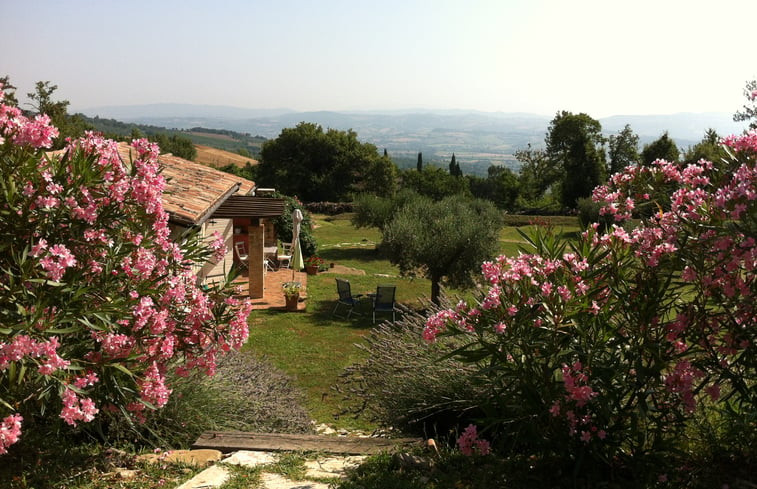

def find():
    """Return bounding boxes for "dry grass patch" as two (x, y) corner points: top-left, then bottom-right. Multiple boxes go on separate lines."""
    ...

(194, 144), (257, 168)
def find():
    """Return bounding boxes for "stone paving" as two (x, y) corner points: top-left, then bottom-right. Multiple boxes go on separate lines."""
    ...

(173, 449), (366, 489)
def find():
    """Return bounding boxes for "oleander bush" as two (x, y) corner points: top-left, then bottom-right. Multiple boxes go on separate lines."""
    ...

(419, 130), (757, 486)
(0, 84), (251, 454)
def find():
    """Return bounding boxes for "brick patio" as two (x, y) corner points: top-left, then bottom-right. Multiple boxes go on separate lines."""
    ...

(233, 268), (308, 311)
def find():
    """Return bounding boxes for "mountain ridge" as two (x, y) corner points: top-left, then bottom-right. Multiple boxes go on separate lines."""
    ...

(79, 103), (749, 175)
(79, 103), (745, 142)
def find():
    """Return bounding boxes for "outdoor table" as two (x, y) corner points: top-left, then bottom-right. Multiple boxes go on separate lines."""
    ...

(263, 246), (278, 258)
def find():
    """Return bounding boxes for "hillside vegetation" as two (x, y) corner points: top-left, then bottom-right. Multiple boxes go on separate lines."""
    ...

(80, 114), (265, 156)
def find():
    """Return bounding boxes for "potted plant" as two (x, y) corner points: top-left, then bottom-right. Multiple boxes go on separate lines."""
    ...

(304, 255), (324, 275)
(282, 281), (301, 311)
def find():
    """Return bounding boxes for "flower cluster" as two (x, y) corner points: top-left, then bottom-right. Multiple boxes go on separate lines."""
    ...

(304, 255), (324, 268)
(0, 97), (59, 149)
(60, 388), (99, 426)
(282, 281), (301, 297)
(0, 335), (69, 374)
(0, 414), (23, 455)
(457, 424), (491, 456)
(208, 231), (227, 263)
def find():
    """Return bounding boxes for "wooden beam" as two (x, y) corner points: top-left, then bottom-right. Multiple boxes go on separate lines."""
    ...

(192, 431), (423, 455)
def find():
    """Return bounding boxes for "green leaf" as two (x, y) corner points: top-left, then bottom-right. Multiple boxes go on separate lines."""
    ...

(0, 397), (14, 411)
(45, 325), (82, 334)
(16, 364), (27, 385)
(110, 363), (135, 378)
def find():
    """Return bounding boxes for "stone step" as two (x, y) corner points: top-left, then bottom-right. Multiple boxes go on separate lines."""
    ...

(193, 431), (422, 455)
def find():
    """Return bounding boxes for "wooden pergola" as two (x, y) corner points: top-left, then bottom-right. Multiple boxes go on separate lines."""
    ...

(211, 195), (285, 298)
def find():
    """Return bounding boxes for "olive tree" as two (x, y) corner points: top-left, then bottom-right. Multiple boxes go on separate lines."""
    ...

(382, 195), (502, 304)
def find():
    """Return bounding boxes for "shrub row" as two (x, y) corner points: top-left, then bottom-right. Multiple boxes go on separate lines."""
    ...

(304, 201), (354, 215)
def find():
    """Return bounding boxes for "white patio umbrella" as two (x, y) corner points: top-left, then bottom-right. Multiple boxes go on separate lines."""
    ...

(290, 208), (304, 280)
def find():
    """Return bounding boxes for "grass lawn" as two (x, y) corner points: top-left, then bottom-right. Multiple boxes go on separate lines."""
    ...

(243, 212), (581, 430)
(244, 213), (433, 430)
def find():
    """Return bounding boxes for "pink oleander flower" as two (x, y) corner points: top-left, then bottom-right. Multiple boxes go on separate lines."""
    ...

(423, 309), (460, 342)
(37, 243), (77, 281)
(3, 112), (59, 149)
(139, 362), (172, 408)
(561, 362), (598, 407)
(481, 285), (502, 310)
(457, 424), (491, 456)
(73, 371), (100, 389)
(557, 285), (572, 301)
(664, 360), (704, 413)
(208, 231), (227, 262)
(60, 388), (99, 426)
(0, 414), (23, 455)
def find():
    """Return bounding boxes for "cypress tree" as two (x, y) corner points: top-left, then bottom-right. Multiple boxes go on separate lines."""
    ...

(449, 153), (462, 176)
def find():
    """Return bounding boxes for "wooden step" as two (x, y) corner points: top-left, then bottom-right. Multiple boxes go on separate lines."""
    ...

(192, 431), (423, 455)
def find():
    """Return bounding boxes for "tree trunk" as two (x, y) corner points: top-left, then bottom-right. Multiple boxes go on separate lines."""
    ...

(431, 279), (441, 306)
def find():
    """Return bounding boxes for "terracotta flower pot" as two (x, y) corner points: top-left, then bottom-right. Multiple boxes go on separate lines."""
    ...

(285, 294), (299, 311)
(305, 265), (318, 275)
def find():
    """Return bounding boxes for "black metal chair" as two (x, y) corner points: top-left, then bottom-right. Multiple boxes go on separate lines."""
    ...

(332, 278), (363, 318)
(372, 285), (396, 324)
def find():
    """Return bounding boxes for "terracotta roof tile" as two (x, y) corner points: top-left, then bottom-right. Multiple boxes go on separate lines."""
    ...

(115, 143), (256, 226)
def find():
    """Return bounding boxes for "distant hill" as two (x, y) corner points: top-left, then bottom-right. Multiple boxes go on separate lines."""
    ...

(80, 103), (294, 120)
(80, 115), (266, 155)
(80, 104), (749, 176)
(599, 112), (745, 143)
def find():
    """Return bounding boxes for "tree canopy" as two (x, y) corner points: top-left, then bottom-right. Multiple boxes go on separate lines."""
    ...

(23, 80), (92, 149)
(449, 153), (462, 177)
(467, 166), (520, 210)
(733, 79), (757, 129)
(515, 145), (560, 207)
(149, 132), (197, 161)
(545, 111), (607, 209)
(641, 131), (680, 165)
(400, 166), (471, 201)
(360, 192), (502, 304)
(257, 122), (397, 202)
(683, 129), (726, 164)
(608, 124), (640, 174)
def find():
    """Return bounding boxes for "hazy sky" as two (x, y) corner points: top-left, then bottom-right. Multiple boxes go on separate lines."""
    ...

(3, 0), (756, 117)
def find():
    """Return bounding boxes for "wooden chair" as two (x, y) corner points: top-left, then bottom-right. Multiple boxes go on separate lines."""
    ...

(277, 243), (292, 269)
(333, 278), (363, 319)
(372, 285), (397, 324)
(234, 242), (248, 270)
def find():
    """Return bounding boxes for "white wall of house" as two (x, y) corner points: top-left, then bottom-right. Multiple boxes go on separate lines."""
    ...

(199, 218), (234, 285)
